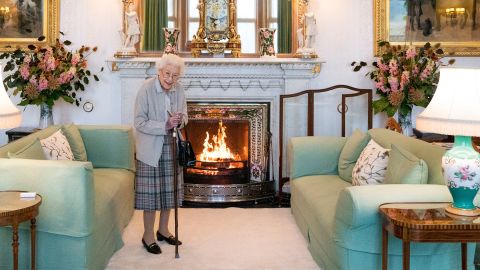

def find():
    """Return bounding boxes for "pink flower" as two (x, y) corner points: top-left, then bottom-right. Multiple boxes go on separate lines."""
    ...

(406, 47), (416, 59)
(420, 63), (433, 80)
(164, 43), (172, 53)
(263, 30), (270, 39)
(29, 76), (38, 87)
(388, 76), (399, 92)
(389, 59), (399, 76)
(375, 76), (389, 93)
(377, 59), (389, 72)
(42, 56), (57, 72)
(71, 53), (81, 65)
(38, 76), (49, 91)
(23, 55), (32, 64)
(19, 65), (30, 80)
(267, 45), (275, 54)
(400, 71), (410, 90)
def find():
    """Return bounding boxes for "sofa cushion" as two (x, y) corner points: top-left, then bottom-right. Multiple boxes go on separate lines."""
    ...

(62, 124), (88, 161)
(352, 139), (389, 185)
(338, 129), (370, 183)
(79, 126), (135, 171)
(8, 139), (46, 160)
(368, 128), (445, 185)
(40, 130), (75, 160)
(385, 144), (428, 184)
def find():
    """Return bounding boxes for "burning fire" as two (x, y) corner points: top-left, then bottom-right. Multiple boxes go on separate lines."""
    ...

(198, 121), (241, 162)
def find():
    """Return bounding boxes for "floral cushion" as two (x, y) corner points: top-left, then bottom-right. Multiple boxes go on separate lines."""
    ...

(352, 139), (390, 185)
(40, 130), (75, 160)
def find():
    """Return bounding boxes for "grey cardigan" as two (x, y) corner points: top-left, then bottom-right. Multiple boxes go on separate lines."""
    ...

(134, 77), (188, 167)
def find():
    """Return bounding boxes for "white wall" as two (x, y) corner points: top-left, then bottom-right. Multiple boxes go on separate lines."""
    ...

(1, 0), (479, 145)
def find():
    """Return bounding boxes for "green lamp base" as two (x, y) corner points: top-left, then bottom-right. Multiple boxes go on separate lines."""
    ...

(442, 135), (480, 216)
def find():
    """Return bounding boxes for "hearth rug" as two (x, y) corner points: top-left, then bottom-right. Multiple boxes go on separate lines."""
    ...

(106, 208), (320, 270)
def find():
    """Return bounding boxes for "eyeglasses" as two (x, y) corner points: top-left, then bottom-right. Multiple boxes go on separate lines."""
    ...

(159, 70), (180, 81)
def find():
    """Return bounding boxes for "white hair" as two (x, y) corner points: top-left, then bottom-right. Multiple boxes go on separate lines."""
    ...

(155, 54), (185, 76)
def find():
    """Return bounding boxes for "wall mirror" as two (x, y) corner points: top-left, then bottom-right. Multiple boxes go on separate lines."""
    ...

(129, 0), (308, 56)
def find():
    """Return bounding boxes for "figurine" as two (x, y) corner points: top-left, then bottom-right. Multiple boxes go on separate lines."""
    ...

(295, 11), (317, 58)
(123, 3), (141, 49)
(115, 2), (141, 57)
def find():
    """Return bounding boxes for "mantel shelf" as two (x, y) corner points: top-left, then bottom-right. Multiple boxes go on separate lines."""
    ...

(108, 57), (325, 65)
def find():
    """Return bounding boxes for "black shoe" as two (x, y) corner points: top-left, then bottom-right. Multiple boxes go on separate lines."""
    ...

(142, 238), (162, 254)
(157, 231), (182, 245)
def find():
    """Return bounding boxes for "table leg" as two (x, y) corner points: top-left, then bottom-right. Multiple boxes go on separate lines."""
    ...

(402, 240), (410, 270)
(12, 223), (19, 270)
(31, 218), (36, 270)
(382, 224), (388, 270)
(461, 242), (467, 270)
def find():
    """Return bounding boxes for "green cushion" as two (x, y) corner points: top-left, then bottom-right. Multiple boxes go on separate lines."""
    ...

(338, 129), (370, 182)
(385, 144), (429, 184)
(78, 126), (135, 171)
(62, 124), (88, 161)
(8, 139), (46, 160)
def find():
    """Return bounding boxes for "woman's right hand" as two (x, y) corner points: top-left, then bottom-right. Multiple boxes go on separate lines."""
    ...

(166, 113), (182, 130)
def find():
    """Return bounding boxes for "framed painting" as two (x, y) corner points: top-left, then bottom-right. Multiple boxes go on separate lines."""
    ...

(0, 0), (59, 51)
(374, 0), (480, 56)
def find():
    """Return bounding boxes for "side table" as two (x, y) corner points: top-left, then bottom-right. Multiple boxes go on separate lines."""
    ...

(5, 127), (38, 143)
(0, 191), (42, 270)
(379, 202), (480, 270)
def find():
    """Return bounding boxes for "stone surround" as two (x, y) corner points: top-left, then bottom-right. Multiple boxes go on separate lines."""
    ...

(109, 57), (324, 190)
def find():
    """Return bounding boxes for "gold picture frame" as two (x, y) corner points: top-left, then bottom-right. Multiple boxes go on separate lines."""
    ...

(0, 0), (59, 51)
(374, 0), (480, 56)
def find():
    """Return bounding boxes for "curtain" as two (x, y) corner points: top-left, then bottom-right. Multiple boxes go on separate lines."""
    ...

(277, 0), (292, 53)
(143, 0), (168, 51)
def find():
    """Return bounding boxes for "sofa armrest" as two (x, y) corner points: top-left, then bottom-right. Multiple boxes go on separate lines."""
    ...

(335, 184), (451, 228)
(0, 158), (94, 237)
(78, 125), (135, 171)
(288, 136), (347, 179)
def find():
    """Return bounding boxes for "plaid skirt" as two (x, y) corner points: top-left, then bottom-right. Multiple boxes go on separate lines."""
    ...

(135, 135), (183, 210)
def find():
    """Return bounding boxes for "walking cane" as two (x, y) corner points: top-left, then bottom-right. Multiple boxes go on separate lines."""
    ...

(172, 127), (180, 259)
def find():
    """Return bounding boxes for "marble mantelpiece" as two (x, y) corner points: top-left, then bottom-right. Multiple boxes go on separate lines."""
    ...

(109, 57), (324, 189)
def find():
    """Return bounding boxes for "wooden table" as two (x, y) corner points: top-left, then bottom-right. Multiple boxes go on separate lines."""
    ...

(0, 191), (42, 270)
(380, 202), (480, 270)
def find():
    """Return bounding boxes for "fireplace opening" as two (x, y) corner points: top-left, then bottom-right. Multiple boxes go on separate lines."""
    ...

(185, 120), (250, 185)
(183, 103), (275, 203)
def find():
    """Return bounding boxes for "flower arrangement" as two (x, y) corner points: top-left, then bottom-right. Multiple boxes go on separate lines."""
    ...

(0, 35), (102, 108)
(352, 41), (454, 118)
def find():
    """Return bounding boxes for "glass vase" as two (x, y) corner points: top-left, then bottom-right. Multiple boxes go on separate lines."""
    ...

(39, 103), (54, 129)
(398, 111), (413, 137)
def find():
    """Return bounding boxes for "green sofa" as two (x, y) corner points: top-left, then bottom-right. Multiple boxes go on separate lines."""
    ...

(288, 128), (476, 270)
(0, 125), (135, 270)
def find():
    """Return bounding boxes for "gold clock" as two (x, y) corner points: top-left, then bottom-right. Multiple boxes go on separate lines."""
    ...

(191, 0), (241, 57)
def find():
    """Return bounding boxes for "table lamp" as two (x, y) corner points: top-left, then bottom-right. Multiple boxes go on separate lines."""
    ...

(417, 67), (480, 216)
(0, 66), (22, 129)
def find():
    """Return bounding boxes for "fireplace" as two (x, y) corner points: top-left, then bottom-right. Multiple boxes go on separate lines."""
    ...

(183, 103), (275, 203)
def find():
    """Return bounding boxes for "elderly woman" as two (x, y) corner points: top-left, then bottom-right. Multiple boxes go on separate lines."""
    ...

(134, 54), (187, 254)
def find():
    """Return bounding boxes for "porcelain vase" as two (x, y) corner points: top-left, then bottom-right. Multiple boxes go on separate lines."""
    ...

(259, 28), (276, 58)
(442, 136), (480, 216)
(39, 103), (54, 129)
(163, 28), (180, 54)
